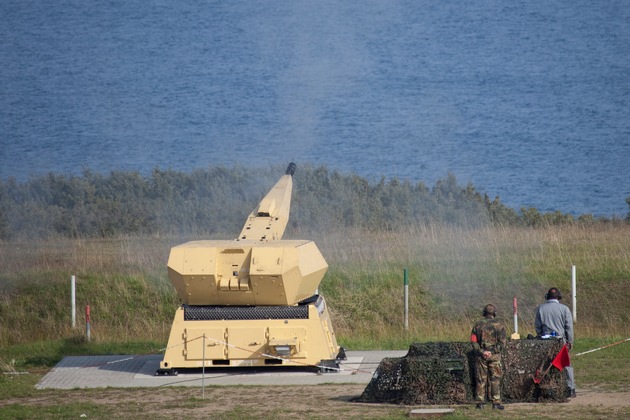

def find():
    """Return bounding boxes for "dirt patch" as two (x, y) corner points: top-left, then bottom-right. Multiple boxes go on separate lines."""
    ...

(566, 388), (630, 408)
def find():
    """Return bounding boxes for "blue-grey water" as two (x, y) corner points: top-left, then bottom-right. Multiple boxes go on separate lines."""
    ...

(1, 1), (629, 217)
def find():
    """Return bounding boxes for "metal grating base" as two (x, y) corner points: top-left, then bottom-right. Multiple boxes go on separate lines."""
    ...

(183, 304), (309, 321)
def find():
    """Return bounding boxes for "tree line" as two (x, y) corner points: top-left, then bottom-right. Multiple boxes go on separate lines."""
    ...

(0, 164), (627, 240)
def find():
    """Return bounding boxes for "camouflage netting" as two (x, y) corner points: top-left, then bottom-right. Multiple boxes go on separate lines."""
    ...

(502, 339), (568, 403)
(355, 339), (568, 405)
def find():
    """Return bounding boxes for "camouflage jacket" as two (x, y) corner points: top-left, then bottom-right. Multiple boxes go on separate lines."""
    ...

(470, 317), (507, 356)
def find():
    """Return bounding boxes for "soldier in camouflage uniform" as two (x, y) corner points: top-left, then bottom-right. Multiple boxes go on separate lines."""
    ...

(470, 304), (507, 410)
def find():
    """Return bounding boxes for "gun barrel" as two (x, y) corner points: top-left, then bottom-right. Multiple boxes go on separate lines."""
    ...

(238, 163), (295, 241)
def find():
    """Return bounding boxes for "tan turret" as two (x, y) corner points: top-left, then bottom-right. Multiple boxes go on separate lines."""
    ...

(158, 163), (343, 374)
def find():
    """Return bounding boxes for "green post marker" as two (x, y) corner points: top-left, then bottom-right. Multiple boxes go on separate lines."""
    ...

(404, 269), (409, 330)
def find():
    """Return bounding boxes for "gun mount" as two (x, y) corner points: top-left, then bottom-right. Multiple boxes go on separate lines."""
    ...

(158, 163), (343, 374)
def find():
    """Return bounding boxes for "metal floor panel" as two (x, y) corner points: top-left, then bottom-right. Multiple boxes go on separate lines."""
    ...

(36, 350), (408, 389)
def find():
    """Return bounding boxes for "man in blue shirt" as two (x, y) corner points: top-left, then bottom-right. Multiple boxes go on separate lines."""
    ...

(535, 287), (576, 398)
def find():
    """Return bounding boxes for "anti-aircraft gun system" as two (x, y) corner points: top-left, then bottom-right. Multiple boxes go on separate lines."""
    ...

(158, 163), (344, 374)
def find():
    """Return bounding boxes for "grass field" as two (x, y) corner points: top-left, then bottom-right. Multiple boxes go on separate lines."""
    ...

(1, 223), (629, 418)
(1, 337), (629, 419)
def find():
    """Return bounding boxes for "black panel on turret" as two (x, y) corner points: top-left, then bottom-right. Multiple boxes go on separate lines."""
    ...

(183, 304), (309, 320)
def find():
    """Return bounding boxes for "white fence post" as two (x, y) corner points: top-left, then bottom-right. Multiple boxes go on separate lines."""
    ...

(572, 265), (577, 322)
(403, 269), (409, 331)
(71, 275), (76, 328)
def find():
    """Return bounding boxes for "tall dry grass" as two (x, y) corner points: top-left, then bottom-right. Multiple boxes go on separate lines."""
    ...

(0, 235), (180, 345)
(0, 224), (629, 348)
(315, 223), (630, 344)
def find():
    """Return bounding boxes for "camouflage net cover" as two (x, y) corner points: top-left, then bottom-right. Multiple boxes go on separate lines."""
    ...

(355, 339), (568, 405)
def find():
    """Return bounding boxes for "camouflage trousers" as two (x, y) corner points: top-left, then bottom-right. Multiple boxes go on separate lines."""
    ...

(475, 354), (503, 404)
